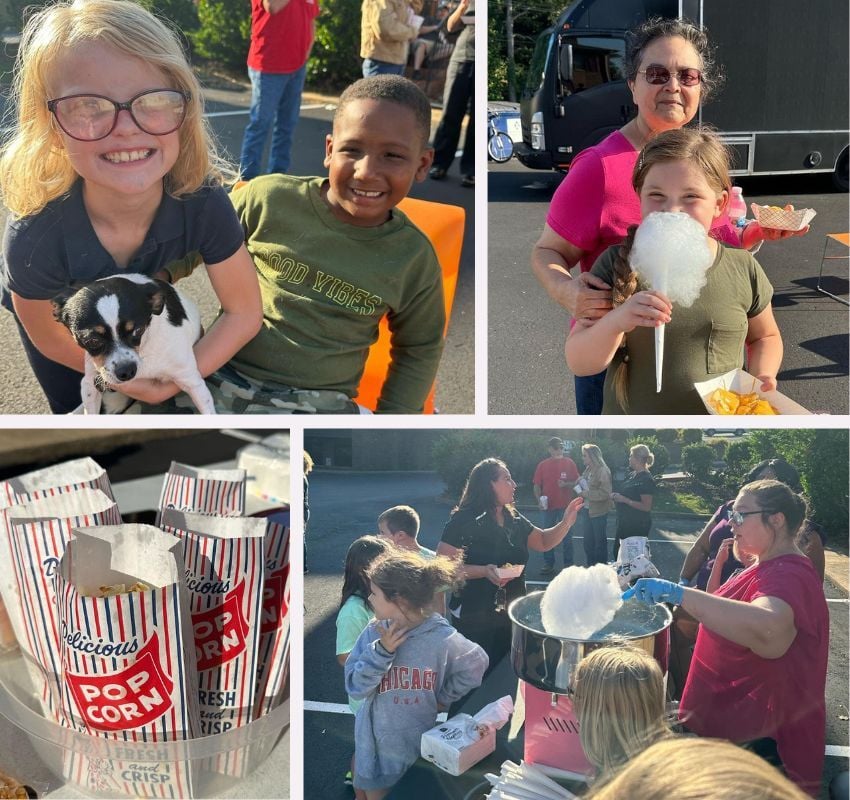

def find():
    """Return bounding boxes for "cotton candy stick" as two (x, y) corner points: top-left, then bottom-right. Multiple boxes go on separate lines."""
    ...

(629, 212), (714, 393)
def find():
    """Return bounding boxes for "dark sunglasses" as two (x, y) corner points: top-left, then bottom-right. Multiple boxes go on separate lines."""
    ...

(638, 65), (702, 86)
(727, 508), (775, 525)
(47, 89), (190, 142)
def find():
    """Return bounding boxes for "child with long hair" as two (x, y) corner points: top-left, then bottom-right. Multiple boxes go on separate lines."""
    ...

(0, 0), (262, 413)
(565, 128), (782, 414)
(572, 645), (672, 781)
(345, 550), (488, 799)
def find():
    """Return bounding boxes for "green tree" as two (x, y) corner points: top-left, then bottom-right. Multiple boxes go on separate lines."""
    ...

(191, 0), (250, 73)
(682, 443), (714, 482)
(309, 0), (362, 91)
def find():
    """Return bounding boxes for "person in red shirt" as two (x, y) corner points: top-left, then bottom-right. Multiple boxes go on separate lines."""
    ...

(240, 0), (320, 180)
(625, 480), (829, 797)
(533, 437), (579, 576)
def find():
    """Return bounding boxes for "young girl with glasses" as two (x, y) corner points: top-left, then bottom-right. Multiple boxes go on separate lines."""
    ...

(0, 0), (262, 413)
(565, 127), (783, 414)
(344, 549), (488, 800)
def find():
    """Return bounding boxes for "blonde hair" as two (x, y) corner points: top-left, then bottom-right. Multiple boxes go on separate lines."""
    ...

(584, 737), (810, 800)
(581, 443), (608, 472)
(368, 550), (462, 619)
(0, 0), (235, 218)
(610, 128), (731, 410)
(630, 444), (655, 468)
(573, 646), (670, 779)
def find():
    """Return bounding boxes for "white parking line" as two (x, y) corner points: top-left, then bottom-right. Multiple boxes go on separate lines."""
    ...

(826, 745), (850, 757)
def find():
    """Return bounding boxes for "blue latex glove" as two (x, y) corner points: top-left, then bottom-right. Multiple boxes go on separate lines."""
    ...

(622, 578), (683, 605)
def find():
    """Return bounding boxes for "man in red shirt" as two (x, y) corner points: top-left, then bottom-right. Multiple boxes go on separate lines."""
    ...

(240, 0), (320, 179)
(533, 437), (579, 577)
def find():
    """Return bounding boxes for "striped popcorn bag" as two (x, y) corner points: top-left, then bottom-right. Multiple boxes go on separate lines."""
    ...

(254, 514), (291, 718)
(159, 509), (266, 779)
(56, 525), (200, 798)
(156, 463), (246, 526)
(0, 457), (113, 651)
(2, 488), (120, 721)
(56, 524), (201, 798)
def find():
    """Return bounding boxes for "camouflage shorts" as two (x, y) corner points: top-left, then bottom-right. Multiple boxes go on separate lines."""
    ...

(137, 364), (361, 414)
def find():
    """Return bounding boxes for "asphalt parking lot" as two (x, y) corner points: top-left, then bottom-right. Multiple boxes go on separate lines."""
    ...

(488, 159), (849, 415)
(303, 467), (849, 800)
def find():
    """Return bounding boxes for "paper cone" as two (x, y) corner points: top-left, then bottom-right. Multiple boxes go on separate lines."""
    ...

(655, 324), (664, 393)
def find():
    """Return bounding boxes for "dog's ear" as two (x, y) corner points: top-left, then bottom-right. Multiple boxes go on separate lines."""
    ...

(146, 280), (171, 316)
(51, 287), (78, 324)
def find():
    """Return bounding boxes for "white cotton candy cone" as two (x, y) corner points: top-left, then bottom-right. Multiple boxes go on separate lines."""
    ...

(630, 212), (713, 394)
(540, 564), (623, 639)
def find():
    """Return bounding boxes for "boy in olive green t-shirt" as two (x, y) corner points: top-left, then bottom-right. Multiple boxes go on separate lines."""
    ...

(211, 75), (445, 414)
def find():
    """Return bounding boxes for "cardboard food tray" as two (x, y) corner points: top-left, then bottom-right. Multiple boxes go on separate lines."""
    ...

(750, 203), (816, 232)
(495, 564), (524, 580)
(695, 369), (811, 415)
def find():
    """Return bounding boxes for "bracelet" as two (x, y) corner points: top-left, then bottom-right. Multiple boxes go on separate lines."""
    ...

(375, 640), (394, 657)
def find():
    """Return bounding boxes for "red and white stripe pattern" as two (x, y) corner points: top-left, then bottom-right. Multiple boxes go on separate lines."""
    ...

(254, 515), (291, 718)
(158, 511), (265, 736)
(56, 574), (197, 746)
(61, 749), (193, 799)
(4, 489), (120, 721)
(156, 463), (246, 526)
(0, 457), (113, 510)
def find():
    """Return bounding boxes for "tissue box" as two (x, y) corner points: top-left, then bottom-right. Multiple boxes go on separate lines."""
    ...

(420, 715), (496, 776)
(695, 369), (811, 415)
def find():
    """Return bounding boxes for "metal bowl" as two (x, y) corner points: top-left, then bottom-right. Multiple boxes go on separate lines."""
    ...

(508, 591), (672, 695)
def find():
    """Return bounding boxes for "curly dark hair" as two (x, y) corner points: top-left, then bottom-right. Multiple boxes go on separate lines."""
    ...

(625, 17), (723, 103)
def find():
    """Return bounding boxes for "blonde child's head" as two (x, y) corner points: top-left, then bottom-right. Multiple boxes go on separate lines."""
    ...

(584, 737), (810, 800)
(572, 645), (670, 779)
(610, 128), (731, 410)
(367, 550), (462, 623)
(0, 0), (233, 217)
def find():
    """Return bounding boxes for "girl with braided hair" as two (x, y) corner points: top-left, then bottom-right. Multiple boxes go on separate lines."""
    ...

(565, 127), (783, 414)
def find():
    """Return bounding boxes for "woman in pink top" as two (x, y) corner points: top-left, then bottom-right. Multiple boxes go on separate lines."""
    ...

(625, 480), (829, 796)
(531, 18), (805, 414)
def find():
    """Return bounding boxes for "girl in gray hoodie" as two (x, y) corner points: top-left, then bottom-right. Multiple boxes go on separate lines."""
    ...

(345, 550), (489, 798)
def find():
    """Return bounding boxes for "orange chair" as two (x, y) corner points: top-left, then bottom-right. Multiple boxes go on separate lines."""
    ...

(231, 182), (465, 412)
(353, 196), (465, 413)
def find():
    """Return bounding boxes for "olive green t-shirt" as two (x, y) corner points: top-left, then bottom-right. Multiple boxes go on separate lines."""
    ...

(229, 175), (445, 414)
(591, 243), (774, 414)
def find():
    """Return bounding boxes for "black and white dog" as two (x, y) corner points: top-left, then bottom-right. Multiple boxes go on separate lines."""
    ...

(52, 274), (216, 414)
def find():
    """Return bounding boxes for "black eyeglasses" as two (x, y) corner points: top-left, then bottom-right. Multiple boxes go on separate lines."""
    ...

(47, 89), (190, 142)
(727, 508), (774, 525)
(638, 65), (702, 87)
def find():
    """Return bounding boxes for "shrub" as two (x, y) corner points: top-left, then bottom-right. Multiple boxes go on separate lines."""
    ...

(680, 429), (702, 445)
(308, 0), (362, 91)
(682, 443), (715, 482)
(191, 0), (250, 73)
(656, 429), (678, 444)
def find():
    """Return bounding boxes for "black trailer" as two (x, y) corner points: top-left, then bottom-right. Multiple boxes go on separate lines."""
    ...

(515, 0), (850, 189)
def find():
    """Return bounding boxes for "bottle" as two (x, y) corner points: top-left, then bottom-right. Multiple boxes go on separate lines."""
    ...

(729, 186), (747, 228)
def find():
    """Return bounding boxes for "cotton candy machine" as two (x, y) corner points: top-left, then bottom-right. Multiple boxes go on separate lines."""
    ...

(508, 591), (672, 777)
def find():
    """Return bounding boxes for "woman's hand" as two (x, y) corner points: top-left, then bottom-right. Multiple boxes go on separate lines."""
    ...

(561, 496), (584, 530)
(377, 619), (409, 654)
(714, 537), (734, 570)
(611, 290), (672, 333)
(483, 564), (509, 587)
(611, 492), (628, 505)
(755, 374), (777, 392)
(113, 376), (179, 404)
(571, 272), (614, 323)
(622, 578), (684, 605)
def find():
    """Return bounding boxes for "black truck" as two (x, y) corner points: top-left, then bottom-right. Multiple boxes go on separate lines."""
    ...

(515, 0), (849, 190)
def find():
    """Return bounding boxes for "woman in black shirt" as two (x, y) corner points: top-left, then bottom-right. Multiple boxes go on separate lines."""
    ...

(436, 457), (582, 670)
(611, 444), (657, 560)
